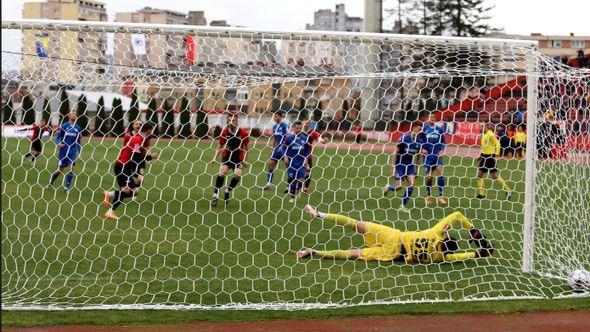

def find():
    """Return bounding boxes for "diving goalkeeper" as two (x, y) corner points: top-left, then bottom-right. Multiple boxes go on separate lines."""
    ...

(297, 205), (493, 263)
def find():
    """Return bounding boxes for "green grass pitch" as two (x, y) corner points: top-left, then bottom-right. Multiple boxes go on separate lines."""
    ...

(2, 136), (588, 324)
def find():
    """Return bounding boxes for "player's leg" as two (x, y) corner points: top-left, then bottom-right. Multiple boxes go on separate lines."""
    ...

(303, 157), (313, 193)
(303, 204), (370, 234)
(297, 247), (362, 260)
(435, 165), (447, 205)
(399, 174), (415, 213)
(212, 164), (230, 206)
(383, 165), (405, 197)
(424, 163), (434, 205)
(224, 164), (242, 204)
(490, 170), (512, 199)
(287, 167), (299, 202)
(64, 161), (75, 190)
(476, 155), (488, 199)
(262, 158), (277, 190)
(49, 166), (64, 186)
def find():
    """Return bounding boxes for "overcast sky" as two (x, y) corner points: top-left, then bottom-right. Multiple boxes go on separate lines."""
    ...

(2, 0), (590, 36)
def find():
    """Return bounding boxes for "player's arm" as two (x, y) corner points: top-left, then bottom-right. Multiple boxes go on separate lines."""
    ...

(432, 212), (494, 260)
(492, 134), (500, 156)
(211, 134), (226, 164)
(242, 134), (250, 166)
(269, 136), (276, 148)
(439, 131), (447, 156)
(54, 125), (65, 147)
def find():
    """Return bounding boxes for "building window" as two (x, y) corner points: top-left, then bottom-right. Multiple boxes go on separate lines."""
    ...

(549, 40), (562, 48)
(571, 40), (586, 48)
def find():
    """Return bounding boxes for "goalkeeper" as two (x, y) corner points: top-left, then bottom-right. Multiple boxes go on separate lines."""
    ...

(297, 205), (493, 263)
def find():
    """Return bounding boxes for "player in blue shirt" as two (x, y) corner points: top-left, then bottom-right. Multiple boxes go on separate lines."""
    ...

(422, 114), (448, 206)
(48, 112), (82, 191)
(283, 120), (311, 203)
(383, 122), (423, 213)
(261, 111), (289, 190)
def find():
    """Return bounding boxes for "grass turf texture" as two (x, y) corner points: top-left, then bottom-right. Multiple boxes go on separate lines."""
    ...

(3, 298), (590, 327)
(2, 137), (586, 315)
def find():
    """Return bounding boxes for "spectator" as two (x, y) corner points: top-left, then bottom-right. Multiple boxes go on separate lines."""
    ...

(354, 122), (363, 144)
(514, 125), (526, 159)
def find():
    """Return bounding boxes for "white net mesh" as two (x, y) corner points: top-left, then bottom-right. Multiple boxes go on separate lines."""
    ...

(2, 20), (589, 310)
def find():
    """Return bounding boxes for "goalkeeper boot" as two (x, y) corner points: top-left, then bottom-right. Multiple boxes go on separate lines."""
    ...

(438, 197), (448, 205)
(210, 197), (218, 207)
(476, 194), (486, 199)
(296, 248), (315, 259)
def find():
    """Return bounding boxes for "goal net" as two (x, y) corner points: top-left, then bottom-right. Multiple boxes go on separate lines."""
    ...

(2, 20), (589, 310)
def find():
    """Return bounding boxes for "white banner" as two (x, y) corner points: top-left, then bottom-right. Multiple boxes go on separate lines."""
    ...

(131, 34), (146, 55)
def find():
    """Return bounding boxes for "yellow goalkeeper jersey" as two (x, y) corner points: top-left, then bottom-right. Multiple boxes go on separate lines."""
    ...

(400, 212), (476, 263)
(481, 130), (500, 155)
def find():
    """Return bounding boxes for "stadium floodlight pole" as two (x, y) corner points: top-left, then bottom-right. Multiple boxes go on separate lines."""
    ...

(522, 48), (539, 273)
(361, 0), (383, 127)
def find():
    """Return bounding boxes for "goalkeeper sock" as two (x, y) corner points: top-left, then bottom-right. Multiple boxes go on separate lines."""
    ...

(497, 176), (511, 191)
(425, 178), (432, 197)
(437, 177), (445, 196)
(49, 172), (60, 185)
(476, 178), (485, 196)
(112, 190), (133, 210)
(65, 172), (74, 190)
(313, 249), (357, 260)
(402, 186), (414, 206)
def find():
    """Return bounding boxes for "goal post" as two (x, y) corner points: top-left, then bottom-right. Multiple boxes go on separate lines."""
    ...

(2, 19), (589, 310)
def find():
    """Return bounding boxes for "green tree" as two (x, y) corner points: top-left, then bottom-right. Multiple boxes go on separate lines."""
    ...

(194, 97), (208, 138)
(127, 88), (140, 127)
(21, 95), (36, 125)
(3, 99), (15, 125)
(58, 89), (70, 123)
(94, 96), (107, 137)
(178, 97), (192, 138)
(42, 98), (52, 124)
(111, 98), (125, 137)
(76, 94), (88, 135)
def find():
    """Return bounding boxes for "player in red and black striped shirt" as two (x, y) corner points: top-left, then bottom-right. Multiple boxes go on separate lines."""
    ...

(20, 119), (52, 163)
(302, 120), (325, 193)
(103, 122), (156, 220)
(210, 114), (250, 207)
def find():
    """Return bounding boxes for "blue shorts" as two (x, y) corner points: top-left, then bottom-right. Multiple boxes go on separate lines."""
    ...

(58, 152), (78, 168)
(423, 155), (444, 173)
(287, 166), (307, 183)
(395, 164), (416, 181)
(270, 147), (285, 162)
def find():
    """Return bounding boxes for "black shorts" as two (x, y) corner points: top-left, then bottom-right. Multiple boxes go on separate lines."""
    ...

(31, 140), (42, 153)
(221, 155), (243, 170)
(478, 154), (497, 173)
(114, 162), (137, 189)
